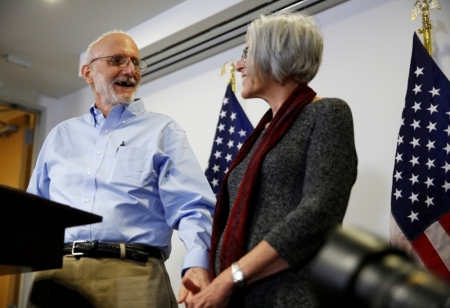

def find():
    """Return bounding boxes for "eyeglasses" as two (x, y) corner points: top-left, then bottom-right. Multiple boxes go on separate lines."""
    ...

(90, 54), (148, 73)
(242, 47), (248, 62)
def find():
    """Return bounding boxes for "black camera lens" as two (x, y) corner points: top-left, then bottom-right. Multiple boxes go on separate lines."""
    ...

(311, 226), (450, 308)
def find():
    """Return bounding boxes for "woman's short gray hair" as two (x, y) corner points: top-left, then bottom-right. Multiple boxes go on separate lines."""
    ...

(246, 11), (323, 84)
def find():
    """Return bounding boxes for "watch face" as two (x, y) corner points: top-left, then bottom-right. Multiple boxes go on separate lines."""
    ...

(234, 271), (244, 281)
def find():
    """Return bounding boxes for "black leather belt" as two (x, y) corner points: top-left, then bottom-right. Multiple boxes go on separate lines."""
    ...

(63, 241), (163, 263)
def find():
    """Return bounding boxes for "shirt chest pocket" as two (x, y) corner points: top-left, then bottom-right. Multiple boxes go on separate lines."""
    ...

(108, 146), (154, 187)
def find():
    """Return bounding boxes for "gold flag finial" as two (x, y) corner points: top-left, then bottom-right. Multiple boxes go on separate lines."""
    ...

(411, 0), (441, 56)
(220, 60), (236, 93)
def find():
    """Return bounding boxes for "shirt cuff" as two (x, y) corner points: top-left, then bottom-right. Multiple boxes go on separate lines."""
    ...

(182, 248), (209, 273)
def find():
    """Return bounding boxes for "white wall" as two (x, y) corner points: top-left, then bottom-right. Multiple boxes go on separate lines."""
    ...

(31, 0), (450, 305)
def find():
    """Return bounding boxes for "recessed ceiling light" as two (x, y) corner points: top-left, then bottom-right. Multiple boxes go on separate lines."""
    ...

(6, 55), (31, 68)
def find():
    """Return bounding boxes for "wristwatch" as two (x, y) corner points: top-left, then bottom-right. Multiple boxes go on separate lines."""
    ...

(231, 262), (245, 288)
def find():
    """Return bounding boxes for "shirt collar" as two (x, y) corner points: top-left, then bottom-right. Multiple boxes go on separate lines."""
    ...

(89, 99), (145, 127)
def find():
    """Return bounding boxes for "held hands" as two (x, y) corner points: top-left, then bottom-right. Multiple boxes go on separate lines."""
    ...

(179, 241), (288, 307)
(179, 266), (236, 308)
(177, 267), (211, 305)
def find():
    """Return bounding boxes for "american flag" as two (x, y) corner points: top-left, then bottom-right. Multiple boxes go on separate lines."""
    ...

(390, 33), (450, 281)
(205, 84), (254, 195)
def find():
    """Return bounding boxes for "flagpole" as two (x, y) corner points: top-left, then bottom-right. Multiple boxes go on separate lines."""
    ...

(411, 0), (441, 56)
(221, 60), (236, 93)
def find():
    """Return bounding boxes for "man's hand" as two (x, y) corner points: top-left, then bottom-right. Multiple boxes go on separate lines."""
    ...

(177, 267), (210, 305)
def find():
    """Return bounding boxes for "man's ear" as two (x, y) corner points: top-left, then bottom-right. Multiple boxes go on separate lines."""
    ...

(81, 64), (94, 84)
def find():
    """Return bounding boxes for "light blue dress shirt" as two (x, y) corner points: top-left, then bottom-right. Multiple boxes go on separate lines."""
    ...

(27, 99), (216, 270)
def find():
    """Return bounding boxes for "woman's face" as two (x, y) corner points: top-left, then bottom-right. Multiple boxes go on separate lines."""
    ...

(236, 45), (266, 100)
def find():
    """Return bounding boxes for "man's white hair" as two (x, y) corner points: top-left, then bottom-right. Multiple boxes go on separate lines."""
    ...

(84, 30), (132, 64)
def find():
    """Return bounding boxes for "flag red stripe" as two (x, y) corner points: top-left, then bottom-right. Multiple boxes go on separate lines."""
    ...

(438, 212), (450, 235)
(412, 233), (450, 281)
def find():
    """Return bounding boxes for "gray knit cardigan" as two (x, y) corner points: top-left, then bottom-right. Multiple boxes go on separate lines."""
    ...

(215, 98), (358, 307)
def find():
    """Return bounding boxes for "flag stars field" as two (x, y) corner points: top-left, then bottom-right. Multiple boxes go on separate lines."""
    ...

(392, 34), (450, 226)
(205, 84), (254, 195)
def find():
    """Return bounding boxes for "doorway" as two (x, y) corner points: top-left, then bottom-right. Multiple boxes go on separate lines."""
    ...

(0, 101), (39, 308)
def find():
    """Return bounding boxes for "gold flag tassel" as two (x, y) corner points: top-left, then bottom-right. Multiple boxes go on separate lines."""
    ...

(221, 60), (236, 93)
(411, 0), (441, 56)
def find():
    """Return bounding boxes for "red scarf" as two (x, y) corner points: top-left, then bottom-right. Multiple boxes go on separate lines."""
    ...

(209, 83), (317, 276)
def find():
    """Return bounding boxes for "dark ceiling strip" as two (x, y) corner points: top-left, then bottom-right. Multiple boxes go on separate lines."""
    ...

(142, 32), (244, 77)
(141, 0), (325, 75)
(141, 0), (285, 61)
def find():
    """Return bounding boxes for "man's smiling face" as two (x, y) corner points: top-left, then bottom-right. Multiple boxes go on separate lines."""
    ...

(88, 33), (141, 107)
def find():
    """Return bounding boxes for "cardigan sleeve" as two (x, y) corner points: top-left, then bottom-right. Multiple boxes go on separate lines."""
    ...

(263, 98), (358, 269)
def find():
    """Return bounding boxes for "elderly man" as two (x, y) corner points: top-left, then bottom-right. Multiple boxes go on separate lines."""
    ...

(26, 31), (214, 307)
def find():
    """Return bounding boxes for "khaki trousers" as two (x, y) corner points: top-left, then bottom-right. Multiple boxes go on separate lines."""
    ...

(27, 255), (177, 308)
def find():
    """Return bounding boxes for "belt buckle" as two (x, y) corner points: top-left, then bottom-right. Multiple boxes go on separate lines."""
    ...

(72, 240), (88, 256)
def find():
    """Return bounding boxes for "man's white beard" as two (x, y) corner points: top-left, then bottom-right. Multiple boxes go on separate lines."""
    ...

(95, 72), (140, 106)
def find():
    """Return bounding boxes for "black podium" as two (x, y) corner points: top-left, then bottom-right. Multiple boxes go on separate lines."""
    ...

(0, 184), (102, 276)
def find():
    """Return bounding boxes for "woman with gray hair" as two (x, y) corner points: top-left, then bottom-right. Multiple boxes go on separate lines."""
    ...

(182, 11), (357, 307)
